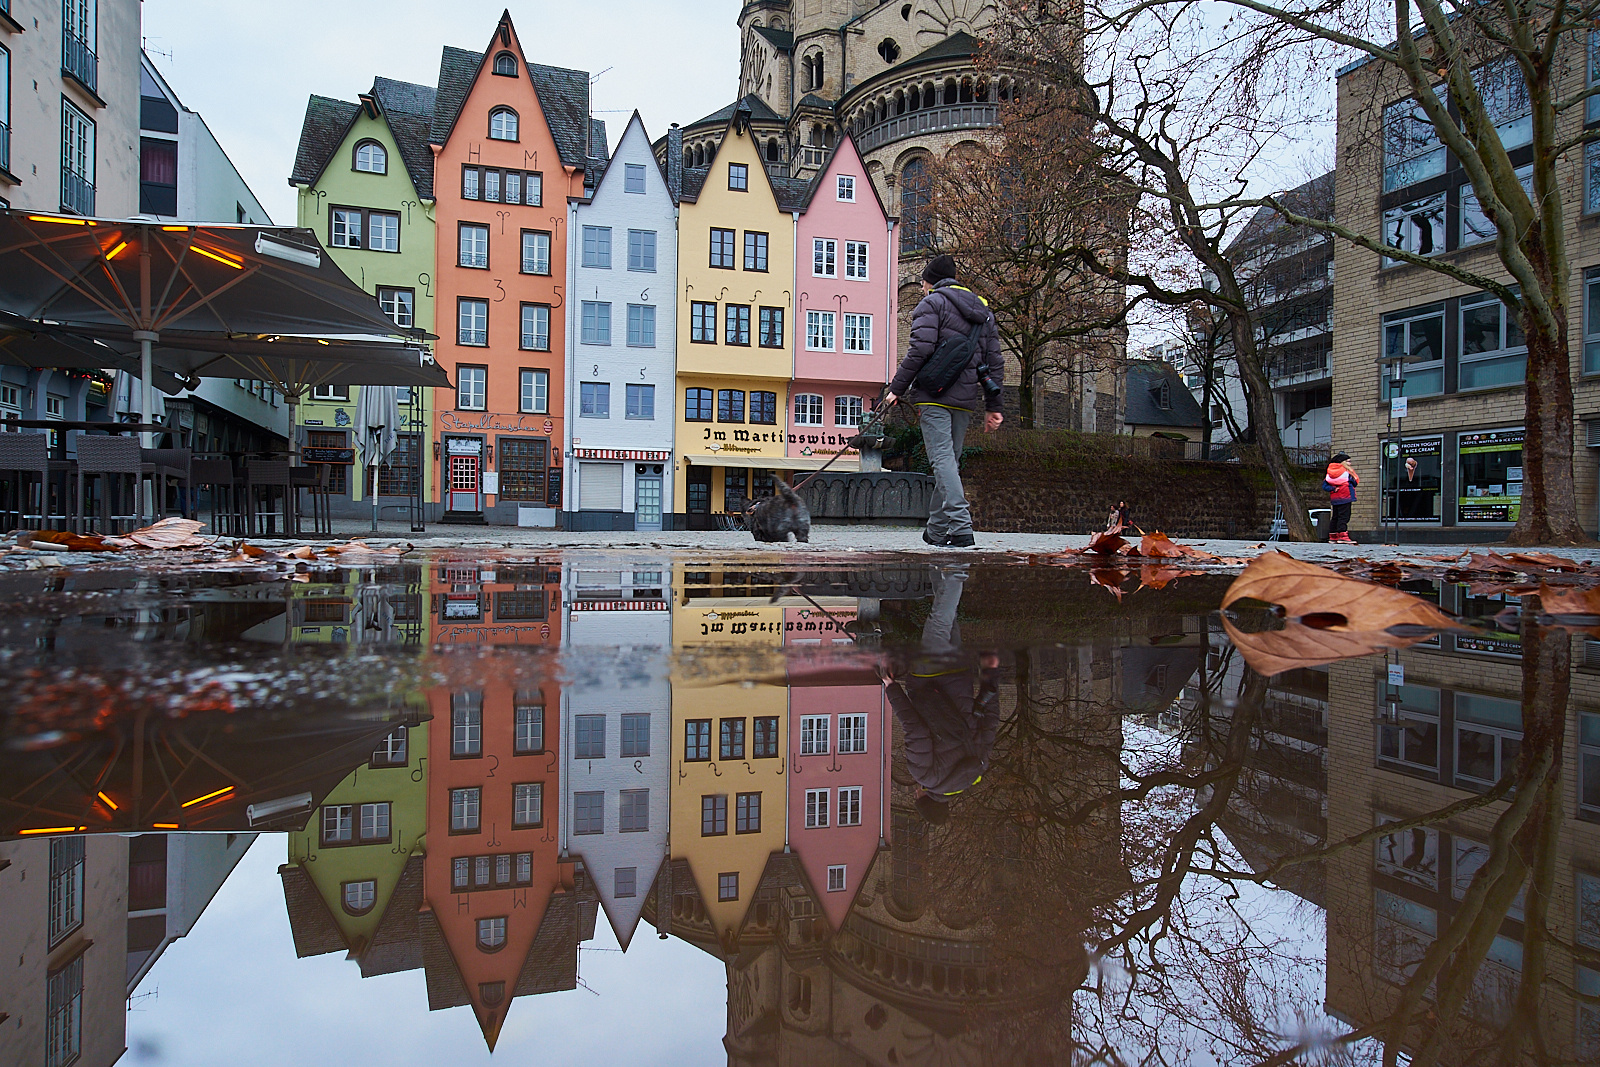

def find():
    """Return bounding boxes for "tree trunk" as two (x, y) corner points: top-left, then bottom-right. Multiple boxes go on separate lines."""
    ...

(1510, 308), (1587, 545)
(1019, 362), (1037, 429)
(1230, 315), (1316, 541)
(1200, 355), (1214, 458)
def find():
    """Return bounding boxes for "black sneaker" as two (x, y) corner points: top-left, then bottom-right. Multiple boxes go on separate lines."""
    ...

(921, 528), (946, 546)
(945, 532), (976, 548)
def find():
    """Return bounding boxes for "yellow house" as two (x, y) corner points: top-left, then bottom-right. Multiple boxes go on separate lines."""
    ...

(674, 106), (808, 529)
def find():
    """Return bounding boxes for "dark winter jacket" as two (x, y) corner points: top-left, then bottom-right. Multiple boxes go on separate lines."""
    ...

(888, 280), (1004, 413)
(885, 666), (1001, 796)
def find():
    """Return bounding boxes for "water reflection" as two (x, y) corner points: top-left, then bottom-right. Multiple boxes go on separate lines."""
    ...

(0, 558), (1595, 1063)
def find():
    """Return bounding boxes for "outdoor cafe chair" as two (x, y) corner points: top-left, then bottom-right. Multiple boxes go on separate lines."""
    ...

(75, 436), (144, 534)
(0, 432), (60, 530)
(191, 458), (243, 535)
(290, 463), (332, 537)
(141, 447), (192, 519)
(244, 458), (292, 536)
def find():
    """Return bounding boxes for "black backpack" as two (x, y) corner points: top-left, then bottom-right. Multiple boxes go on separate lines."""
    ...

(914, 318), (986, 397)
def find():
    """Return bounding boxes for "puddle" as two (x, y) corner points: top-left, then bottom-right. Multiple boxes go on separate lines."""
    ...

(0, 553), (1591, 1065)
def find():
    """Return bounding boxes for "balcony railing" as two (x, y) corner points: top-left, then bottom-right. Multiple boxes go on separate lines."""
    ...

(63, 29), (98, 95)
(857, 103), (998, 154)
(0, 122), (9, 175)
(61, 169), (95, 216)
(1265, 347), (1331, 383)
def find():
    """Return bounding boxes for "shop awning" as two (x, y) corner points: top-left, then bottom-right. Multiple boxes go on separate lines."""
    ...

(684, 453), (860, 472)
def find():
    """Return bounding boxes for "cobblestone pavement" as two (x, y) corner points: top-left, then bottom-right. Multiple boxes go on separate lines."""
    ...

(305, 518), (1600, 566)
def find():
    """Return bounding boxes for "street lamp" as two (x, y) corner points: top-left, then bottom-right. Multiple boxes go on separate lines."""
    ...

(1376, 349), (1422, 547)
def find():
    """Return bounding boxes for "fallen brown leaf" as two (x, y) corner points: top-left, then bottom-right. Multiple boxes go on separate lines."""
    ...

(1085, 531), (1129, 556)
(1503, 551), (1581, 572)
(1222, 551), (1462, 631)
(29, 530), (118, 552)
(1418, 553), (1467, 563)
(1466, 580), (1540, 597)
(110, 517), (208, 550)
(1220, 615), (1437, 675)
(1089, 567), (1129, 600)
(1538, 583), (1600, 615)
(237, 543), (268, 558)
(1139, 563), (1199, 591)
(1139, 531), (1219, 561)
(1464, 551), (1520, 573)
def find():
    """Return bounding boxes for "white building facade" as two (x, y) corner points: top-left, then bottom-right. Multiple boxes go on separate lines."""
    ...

(564, 114), (678, 532)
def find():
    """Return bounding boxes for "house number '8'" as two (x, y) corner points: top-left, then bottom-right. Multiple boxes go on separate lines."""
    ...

(594, 365), (600, 375)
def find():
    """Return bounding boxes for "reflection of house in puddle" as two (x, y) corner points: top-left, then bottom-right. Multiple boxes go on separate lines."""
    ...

(0, 832), (253, 1067)
(1320, 603), (1600, 1062)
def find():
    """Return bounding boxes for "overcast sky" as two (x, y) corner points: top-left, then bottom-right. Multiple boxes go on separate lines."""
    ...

(140, 0), (744, 225)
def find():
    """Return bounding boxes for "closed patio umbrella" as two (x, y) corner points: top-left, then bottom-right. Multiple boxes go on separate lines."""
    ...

(353, 385), (401, 532)
(0, 210), (446, 449)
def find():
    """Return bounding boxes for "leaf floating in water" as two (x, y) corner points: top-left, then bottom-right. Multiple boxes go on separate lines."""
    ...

(1222, 552), (1461, 631)
(106, 517), (209, 550)
(1220, 616), (1431, 676)
(1084, 531), (1129, 556)
(1138, 531), (1218, 561)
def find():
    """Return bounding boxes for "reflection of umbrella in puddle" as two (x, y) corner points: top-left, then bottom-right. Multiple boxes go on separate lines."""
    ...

(0, 702), (425, 839)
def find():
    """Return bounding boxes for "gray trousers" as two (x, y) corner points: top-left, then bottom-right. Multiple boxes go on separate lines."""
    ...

(919, 404), (973, 538)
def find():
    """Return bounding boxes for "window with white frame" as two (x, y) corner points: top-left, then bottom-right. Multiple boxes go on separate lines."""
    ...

(800, 715), (830, 755)
(844, 241), (869, 279)
(451, 691), (482, 757)
(359, 801), (391, 842)
(331, 208), (363, 248)
(371, 725), (408, 767)
(1454, 692), (1522, 789)
(521, 229), (551, 275)
(459, 223), (489, 268)
(1458, 290), (1526, 391)
(582, 225), (612, 268)
(513, 782), (543, 827)
(813, 238), (837, 276)
(61, 100), (94, 214)
(1461, 165), (1532, 247)
(842, 314), (872, 354)
(827, 865), (847, 891)
(625, 163), (647, 194)
(458, 300), (488, 348)
(1382, 194), (1445, 266)
(794, 393), (823, 425)
(477, 916), (506, 951)
(837, 714), (867, 752)
(520, 303), (550, 352)
(1377, 682), (1441, 774)
(1382, 92), (1448, 192)
(581, 301), (612, 345)
(321, 804), (354, 844)
(1472, 56), (1531, 150)
(837, 175), (856, 201)
(343, 880), (376, 914)
(804, 788), (830, 827)
(1591, 31), (1600, 124)
(47, 837), (84, 946)
(514, 698), (545, 752)
(627, 303), (655, 347)
(378, 287), (415, 328)
(451, 787), (481, 832)
(1373, 815), (1438, 888)
(45, 955), (82, 1067)
(838, 786), (862, 826)
(489, 107), (518, 141)
(1381, 303), (1445, 399)
(628, 229), (656, 272)
(367, 211), (399, 252)
(354, 140), (386, 173)
(807, 310), (835, 351)
(457, 364), (487, 410)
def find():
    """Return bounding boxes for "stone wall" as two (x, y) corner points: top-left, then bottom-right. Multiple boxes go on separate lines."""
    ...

(960, 433), (1314, 538)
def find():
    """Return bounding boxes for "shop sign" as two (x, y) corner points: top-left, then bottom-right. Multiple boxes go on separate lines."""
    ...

(447, 437), (483, 455)
(1457, 428), (1524, 524)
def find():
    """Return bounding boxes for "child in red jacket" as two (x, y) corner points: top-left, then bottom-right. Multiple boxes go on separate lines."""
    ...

(1324, 452), (1358, 544)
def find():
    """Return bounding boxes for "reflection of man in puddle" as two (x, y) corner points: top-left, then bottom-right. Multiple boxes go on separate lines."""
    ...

(882, 566), (1000, 824)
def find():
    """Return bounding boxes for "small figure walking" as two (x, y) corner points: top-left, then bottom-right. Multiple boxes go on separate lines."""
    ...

(1324, 452), (1359, 544)
(1105, 500), (1130, 534)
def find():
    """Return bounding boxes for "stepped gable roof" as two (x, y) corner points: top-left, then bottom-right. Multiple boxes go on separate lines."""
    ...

(1225, 170), (1335, 255)
(430, 43), (597, 169)
(357, 854), (425, 978)
(416, 908), (471, 1010)
(685, 92), (785, 131)
(754, 25), (794, 51)
(288, 95), (360, 187)
(372, 79), (438, 200)
(1124, 360), (1207, 429)
(278, 862), (347, 958)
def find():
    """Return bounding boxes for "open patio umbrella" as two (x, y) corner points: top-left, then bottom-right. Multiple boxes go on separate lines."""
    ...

(0, 210), (447, 449)
(0, 309), (186, 393)
(353, 384), (400, 532)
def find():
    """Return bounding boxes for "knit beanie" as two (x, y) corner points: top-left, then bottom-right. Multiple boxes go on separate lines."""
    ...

(921, 254), (958, 284)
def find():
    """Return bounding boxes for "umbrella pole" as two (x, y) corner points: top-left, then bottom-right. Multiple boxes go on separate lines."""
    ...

(134, 330), (156, 449)
(371, 460), (379, 534)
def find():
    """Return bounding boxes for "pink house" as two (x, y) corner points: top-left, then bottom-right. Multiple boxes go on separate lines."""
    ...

(786, 680), (890, 931)
(789, 136), (898, 464)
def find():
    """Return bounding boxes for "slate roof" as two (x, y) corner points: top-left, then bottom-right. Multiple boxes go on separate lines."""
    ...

(417, 908), (471, 1010)
(1226, 170), (1334, 255)
(278, 862), (347, 958)
(288, 95), (359, 187)
(357, 854), (425, 979)
(769, 173), (813, 212)
(512, 892), (579, 997)
(430, 44), (597, 169)
(680, 166), (709, 201)
(1124, 360), (1207, 429)
(796, 93), (835, 110)
(373, 78), (438, 200)
(900, 30), (982, 68)
(753, 25), (794, 52)
(684, 92), (785, 132)
(372, 76), (435, 118)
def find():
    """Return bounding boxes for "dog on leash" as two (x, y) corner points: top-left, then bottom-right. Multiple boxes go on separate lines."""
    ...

(744, 480), (811, 543)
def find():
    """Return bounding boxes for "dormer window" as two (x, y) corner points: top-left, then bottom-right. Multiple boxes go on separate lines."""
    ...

(493, 51), (518, 77)
(489, 107), (519, 141)
(354, 140), (387, 175)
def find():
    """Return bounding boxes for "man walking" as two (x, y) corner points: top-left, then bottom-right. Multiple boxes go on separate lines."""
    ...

(886, 255), (1004, 548)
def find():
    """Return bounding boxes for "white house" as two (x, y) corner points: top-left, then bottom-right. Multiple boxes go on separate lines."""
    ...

(561, 565), (672, 949)
(564, 114), (677, 532)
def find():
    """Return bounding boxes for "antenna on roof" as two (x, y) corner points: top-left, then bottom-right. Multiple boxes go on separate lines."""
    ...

(590, 67), (612, 84)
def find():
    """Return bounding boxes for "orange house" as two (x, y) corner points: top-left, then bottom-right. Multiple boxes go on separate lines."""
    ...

(429, 12), (601, 525)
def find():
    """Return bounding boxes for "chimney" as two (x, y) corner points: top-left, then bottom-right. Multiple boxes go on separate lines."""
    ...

(667, 123), (684, 203)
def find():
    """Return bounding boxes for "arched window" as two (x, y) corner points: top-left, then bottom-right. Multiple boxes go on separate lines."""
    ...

(943, 78), (958, 105)
(766, 138), (781, 162)
(900, 157), (933, 253)
(801, 56), (813, 91)
(353, 140), (387, 175)
(477, 916), (507, 952)
(909, 86), (921, 111)
(683, 149), (693, 170)
(342, 880), (376, 915)
(895, 90), (906, 115)
(489, 107), (519, 141)
(815, 54), (825, 89)
(492, 51), (517, 77)
(694, 144), (706, 167)
(960, 78), (974, 103)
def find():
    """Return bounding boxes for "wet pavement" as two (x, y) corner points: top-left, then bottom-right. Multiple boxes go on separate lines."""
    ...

(0, 550), (1593, 1066)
